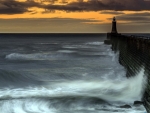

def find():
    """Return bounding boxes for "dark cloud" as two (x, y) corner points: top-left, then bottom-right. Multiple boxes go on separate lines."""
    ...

(0, 0), (27, 14)
(43, 4), (84, 12)
(0, 7), (28, 14)
(107, 12), (150, 23)
(118, 12), (150, 22)
(0, 0), (40, 14)
(0, 0), (150, 14)
(117, 16), (150, 22)
(39, 0), (58, 4)
(100, 11), (125, 15)
(121, 12), (150, 17)
(43, 0), (150, 12)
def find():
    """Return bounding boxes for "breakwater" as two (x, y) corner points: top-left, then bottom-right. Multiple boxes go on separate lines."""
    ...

(106, 33), (150, 112)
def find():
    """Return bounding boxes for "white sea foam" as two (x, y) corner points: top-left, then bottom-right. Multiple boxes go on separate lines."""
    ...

(86, 42), (104, 45)
(5, 53), (69, 60)
(62, 45), (78, 49)
(62, 45), (95, 49)
(0, 68), (147, 113)
(57, 50), (76, 53)
(0, 68), (147, 103)
(37, 43), (58, 45)
(0, 97), (146, 113)
(77, 51), (114, 56)
(0, 99), (56, 113)
(5, 49), (113, 61)
(0, 64), (147, 113)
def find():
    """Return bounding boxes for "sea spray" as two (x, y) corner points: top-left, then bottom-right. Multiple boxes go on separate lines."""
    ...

(0, 68), (147, 104)
(48, 68), (147, 103)
(0, 69), (147, 113)
(5, 52), (70, 60)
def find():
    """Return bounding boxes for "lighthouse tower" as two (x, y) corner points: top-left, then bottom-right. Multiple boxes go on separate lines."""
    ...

(111, 17), (118, 34)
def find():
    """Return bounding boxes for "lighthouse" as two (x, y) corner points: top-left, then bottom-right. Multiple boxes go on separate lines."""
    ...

(111, 17), (118, 34)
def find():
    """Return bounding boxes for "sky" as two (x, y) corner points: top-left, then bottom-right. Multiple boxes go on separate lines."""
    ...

(0, 0), (150, 33)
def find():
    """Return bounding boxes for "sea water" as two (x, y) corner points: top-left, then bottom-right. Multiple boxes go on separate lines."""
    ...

(0, 34), (147, 113)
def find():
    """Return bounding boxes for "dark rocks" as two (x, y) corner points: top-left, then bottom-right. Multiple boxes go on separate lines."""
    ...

(134, 101), (143, 105)
(117, 101), (143, 109)
(119, 104), (132, 108)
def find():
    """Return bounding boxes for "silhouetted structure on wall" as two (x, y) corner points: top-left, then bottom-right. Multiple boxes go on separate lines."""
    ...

(111, 17), (118, 34)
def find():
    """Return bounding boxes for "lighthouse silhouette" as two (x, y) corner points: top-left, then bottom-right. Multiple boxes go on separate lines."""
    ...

(111, 17), (118, 34)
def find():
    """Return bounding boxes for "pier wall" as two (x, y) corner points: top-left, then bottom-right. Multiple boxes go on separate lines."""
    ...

(106, 33), (150, 112)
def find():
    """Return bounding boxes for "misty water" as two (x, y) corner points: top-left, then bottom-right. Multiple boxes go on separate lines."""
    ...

(0, 34), (147, 113)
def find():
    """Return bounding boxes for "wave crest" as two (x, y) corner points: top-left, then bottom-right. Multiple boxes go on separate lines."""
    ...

(5, 53), (69, 60)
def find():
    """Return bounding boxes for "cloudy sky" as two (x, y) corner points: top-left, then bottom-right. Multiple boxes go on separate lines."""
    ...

(0, 0), (150, 33)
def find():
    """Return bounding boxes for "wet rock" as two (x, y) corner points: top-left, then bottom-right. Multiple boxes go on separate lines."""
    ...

(134, 101), (143, 105)
(119, 104), (132, 108)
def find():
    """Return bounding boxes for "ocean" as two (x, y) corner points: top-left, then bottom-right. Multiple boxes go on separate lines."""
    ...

(0, 33), (147, 113)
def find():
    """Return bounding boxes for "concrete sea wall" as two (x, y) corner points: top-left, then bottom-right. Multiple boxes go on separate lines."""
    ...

(106, 33), (150, 112)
